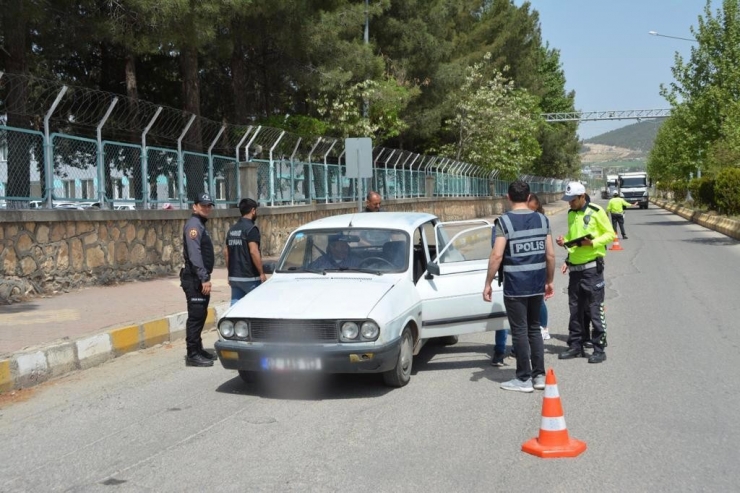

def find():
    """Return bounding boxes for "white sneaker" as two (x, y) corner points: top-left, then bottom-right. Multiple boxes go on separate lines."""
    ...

(541, 327), (551, 340)
(500, 378), (534, 393)
(533, 375), (546, 390)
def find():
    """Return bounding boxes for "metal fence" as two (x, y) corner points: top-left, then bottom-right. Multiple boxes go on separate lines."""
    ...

(0, 72), (570, 209)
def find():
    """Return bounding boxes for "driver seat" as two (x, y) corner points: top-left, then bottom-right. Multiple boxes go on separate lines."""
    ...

(382, 241), (407, 269)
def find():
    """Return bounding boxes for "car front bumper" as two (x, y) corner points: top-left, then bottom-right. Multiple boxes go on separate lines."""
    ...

(214, 338), (402, 374)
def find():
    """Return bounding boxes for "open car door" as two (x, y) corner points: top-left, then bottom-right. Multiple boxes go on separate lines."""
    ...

(416, 221), (507, 339)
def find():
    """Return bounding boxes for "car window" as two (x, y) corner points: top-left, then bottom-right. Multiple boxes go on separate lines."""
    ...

(435, 224), (492, 264)
(277, 228), (410, 273)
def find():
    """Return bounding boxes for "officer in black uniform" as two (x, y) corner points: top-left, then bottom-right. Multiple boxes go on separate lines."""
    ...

(181, 192), (216, 367)
(225, 198), (265, 306)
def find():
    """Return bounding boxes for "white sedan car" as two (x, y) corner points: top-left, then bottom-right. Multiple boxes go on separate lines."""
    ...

(214, 212), (506, 387)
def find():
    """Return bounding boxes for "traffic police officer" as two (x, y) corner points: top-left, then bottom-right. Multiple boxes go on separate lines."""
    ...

(556, 182), (614, 364)
(181, 192), (216, 367)
(606, 190), (637, 239)
(225, 198), (265, 306)
(484, 180), (555, 392)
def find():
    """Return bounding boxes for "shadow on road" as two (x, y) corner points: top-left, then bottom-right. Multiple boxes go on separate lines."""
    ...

(646, 220), (690, 226)
(0, 303), (41, 313)
(683, 236), (738, 246)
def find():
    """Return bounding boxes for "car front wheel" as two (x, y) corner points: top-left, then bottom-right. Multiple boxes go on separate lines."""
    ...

(383, 326), (413, 387)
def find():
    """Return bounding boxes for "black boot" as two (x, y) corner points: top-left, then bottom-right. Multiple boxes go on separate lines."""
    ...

(558, 347), (586, 360)
(198, 343), (217, 361)
(588, 352), (607, 364)
(186, 353), (214, 367)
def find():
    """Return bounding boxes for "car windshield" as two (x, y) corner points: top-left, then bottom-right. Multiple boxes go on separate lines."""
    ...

(277, 228), (410, 274)
(620, 177), (647, 188)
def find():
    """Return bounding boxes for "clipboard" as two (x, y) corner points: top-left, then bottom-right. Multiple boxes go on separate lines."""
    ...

(564, 234), (593, 248)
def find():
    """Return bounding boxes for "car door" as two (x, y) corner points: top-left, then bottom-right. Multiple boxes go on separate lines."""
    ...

(415, 220), (507, 339)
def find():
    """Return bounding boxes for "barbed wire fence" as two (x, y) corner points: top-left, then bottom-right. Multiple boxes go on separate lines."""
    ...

(0, 71), (568, 210)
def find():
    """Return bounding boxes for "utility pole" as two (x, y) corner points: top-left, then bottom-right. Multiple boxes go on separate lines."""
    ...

(363, 0), (370, 119)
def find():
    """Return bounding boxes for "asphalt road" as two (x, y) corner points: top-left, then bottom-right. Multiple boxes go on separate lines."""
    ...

(1, 201), (739, 492)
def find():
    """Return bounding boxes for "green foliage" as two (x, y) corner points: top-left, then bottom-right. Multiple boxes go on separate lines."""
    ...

(671, 180), (689, 202)
(4, 0), (580, 178)
(585, 120), (663, 152)
(648, 106), (696, 183)
(654, 0), (740, 182)
(687, 176), (716, 209)
(436, 54), (541, 179)
(714, 167), (740, 214)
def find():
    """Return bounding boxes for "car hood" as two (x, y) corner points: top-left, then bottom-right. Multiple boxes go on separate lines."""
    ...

(225, 275), (398, 319)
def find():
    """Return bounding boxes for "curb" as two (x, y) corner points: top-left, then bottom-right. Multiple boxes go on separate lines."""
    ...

(650, 198), (740, 241)
(0, 302), (230, 393)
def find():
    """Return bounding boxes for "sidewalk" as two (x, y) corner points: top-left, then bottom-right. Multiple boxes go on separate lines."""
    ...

(0, 202), (570, 392)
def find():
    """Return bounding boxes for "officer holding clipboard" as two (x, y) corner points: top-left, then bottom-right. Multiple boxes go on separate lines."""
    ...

(556, 182), (615, 364)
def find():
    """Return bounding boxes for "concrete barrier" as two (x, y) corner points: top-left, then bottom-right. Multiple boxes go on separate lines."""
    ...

(650, 198), (740, 241)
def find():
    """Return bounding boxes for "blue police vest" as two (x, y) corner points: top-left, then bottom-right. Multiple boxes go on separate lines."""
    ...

(498, 211), (548, 297)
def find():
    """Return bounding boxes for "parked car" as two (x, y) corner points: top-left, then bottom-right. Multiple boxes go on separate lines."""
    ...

(78, 201), (101, 209)
(214, 212), (506, 388)
(114, 204), (136, 211)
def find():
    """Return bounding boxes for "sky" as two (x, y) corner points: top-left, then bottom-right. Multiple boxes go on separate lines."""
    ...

(521, 0), (709, 139)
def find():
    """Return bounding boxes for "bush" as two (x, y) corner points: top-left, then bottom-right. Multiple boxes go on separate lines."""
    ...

(671, 180), (688, 202)
(688, 177), (716, 209)
(715, 167), (740, 215)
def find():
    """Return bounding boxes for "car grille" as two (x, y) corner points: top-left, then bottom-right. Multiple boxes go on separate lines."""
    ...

(623, 192), (644, 199)
(249, 319), (338, 342)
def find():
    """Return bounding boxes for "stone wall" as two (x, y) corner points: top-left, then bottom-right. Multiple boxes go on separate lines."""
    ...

(0, 193), (559, 303)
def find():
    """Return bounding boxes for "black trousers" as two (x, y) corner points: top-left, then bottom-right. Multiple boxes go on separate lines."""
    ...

(503, 295), (545, 381)
(180, 271), (210, 357)
(611, 213), (626, 237)
(567, 267), (607, 353)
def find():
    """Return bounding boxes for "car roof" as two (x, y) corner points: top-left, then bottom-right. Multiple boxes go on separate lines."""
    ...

(297, 212), (437, 234)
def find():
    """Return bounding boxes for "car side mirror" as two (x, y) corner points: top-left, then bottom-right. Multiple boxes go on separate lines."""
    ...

(263, 262), (276, 274)
(425, 262), (440, 278)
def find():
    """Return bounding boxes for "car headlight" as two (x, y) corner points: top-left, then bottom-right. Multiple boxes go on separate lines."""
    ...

(340, 322), (359, 341)
(360, 321), (380, 341)
(219, 320), (235, 338)
(234, 320), (249, 339)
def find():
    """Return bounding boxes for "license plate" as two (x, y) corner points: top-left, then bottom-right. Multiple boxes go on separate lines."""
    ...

(260, 357), (322, 372)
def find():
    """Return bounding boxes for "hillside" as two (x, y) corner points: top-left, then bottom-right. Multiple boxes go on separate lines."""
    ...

(584, 119), (663, 152)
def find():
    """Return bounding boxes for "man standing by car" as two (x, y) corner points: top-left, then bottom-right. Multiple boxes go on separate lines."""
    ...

(606, 190), (638, 239)
(556, 182), (614, 364)
(181, 192), (217, 367)
(483, 180), (555, 393)
(225, 198), (265, 306)
(365, 191), (382, 212)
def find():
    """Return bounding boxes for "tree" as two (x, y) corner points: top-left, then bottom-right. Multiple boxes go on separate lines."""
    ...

(438, 54), (541, 179)
(657, 0), (740, 179)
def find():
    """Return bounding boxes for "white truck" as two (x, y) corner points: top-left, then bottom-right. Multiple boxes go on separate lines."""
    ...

(618, 171), (649, 209)
(601, 175), (619, 199)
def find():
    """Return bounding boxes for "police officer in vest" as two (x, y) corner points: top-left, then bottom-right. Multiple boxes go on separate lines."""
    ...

(225, 198), (265, 306)
(556, 181), (614, 364)
(484, 180), (555, 392)
(181, 192), (216, 367)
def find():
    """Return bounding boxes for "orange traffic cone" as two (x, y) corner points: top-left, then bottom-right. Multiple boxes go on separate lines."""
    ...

(522, 369), (587, 458)
(609, 236), (624, 251)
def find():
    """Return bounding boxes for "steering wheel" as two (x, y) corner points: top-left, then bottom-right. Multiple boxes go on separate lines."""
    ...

(359, 257), (395, 269)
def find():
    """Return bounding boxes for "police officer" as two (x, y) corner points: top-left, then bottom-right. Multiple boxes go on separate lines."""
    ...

(556, 182), (614, 364)
(606, 190), (638, 239)
(483, 180), (555, 392)
(181, 192), (216, 367)
(225, 198), (265, 306)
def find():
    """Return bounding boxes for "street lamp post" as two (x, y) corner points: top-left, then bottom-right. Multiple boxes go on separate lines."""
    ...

(648, 31), (698, 43)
